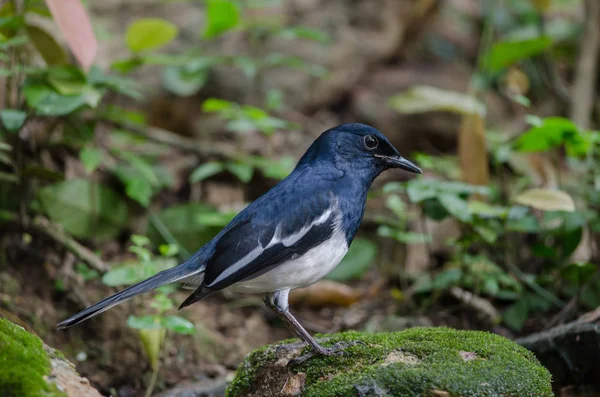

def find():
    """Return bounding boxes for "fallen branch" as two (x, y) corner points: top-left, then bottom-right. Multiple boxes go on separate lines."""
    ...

(31, 216), (108, 272)
(449, 287), (501, 325)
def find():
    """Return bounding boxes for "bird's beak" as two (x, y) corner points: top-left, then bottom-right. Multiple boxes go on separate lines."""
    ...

(377, 154), (422, 174)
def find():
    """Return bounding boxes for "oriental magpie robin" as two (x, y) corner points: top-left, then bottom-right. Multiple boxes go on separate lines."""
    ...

(58, 123), (421, 358)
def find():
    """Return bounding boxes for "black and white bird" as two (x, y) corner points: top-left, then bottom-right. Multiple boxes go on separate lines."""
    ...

(58, 123), (421, 357)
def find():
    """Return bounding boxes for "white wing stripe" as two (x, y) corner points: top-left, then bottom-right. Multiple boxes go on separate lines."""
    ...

(207, 206), (336, 288)
(206, 245), (264, 287)
(280, 208), (332, 247)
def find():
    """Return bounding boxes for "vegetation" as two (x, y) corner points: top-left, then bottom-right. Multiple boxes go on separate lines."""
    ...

(0, 318), (65, 397)
(0, 0), (598, 395)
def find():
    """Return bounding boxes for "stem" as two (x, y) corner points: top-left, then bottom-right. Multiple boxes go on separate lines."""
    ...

(149, 211), (190, 260)
(144, 362), (160, 397)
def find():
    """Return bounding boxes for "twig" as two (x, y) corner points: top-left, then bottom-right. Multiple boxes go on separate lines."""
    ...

(31, 216), (108, 272)
(569, 0), (600, 129)
(545, 295), (578, 329)
(449, 287), (501, 325)
(100, 119), (231, 158)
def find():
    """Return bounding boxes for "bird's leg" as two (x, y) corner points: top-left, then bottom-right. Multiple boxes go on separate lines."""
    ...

(264, 290), (363, 365)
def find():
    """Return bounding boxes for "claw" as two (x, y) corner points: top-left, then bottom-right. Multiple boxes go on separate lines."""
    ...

(287, 340), (364, 368)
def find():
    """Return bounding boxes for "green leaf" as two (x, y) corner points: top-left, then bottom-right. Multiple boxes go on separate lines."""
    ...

(432, 268), (462, 290)
(226, 162), (254, 183)
(26, 25), (67, 65)
(263, 53), (327, 77)
(131, 234), (151, 247)
(90, 67), (143, 100)
(103, 257), (177, 287)
(147, 203), (224, 253)
(438, 194), (472, 223)
(38, 179), (128, 241)
(514, 188), (575, 212)
(161, 315), (195, 334)
(377, 226), (431, 244)
(113, 164), (154, 207)
(127, 315), (161, 330)
(138, 326), (166, 370)
(516, 117), (577, 152)
(203, 0), (240, 39)
(385, 195), (406, 220)
(24, 82), (102, 116)
(0, 109), (26, 132)
(468, 201), (508, 218)
(266, 89), (284, 111)
(233, 56), (258, 79)
(503, 300), (529, 331)
(196, 211), (237, 227)
(0, 35), (28, 49)
(484, 37), (552, 73)
(76, 263), (99, 282)
(150, 294), (175, 312)
(202, 98), (234, 112)
(163, 65), (208, 97)
(46, 65), (87, 95)
(110, 57), (144, 73)
(278, 26), (330, 44)
(405, 179), (489, 203)
(117, 151), (159, 186)
(389, 86), (486, 116)
(126, 18), (178, 53)
(79, 147), (103, 173)
(190, 162), (225, 183)
(561, 262), (597, 286)
(326, 238), (377, 281)
(159, 243), (179, 257)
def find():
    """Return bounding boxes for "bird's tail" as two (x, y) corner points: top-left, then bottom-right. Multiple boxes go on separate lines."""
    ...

(57, 260), (204, 329)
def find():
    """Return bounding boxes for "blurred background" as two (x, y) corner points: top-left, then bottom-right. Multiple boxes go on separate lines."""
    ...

(1, 0), (599, 396)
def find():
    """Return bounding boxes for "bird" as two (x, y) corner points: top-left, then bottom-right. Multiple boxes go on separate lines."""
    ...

(57, 123), (421, 359)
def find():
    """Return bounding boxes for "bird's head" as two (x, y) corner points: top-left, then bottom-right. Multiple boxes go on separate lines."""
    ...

(298, 123), (422, 178)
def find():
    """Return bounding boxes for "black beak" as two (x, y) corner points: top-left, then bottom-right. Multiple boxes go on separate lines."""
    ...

(378, 155), (422, 174)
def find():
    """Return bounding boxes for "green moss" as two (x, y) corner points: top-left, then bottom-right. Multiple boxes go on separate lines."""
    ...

(227, 327), (553, 397)
(0, 318), (66, 397)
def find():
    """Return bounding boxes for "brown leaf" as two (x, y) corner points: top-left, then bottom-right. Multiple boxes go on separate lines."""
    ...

(44, 0), (97, 71)
(289, 280), (363, 307)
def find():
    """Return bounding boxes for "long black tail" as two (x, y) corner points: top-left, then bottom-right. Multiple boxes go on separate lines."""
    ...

(57, 261), (204, 329)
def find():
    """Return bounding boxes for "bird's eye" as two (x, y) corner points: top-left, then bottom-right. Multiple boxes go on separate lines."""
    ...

(364, 135), (378, 149)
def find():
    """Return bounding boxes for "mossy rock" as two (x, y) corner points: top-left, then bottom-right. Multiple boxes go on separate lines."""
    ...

(0, 318), (101, 397)
(227, 327), (553, 397)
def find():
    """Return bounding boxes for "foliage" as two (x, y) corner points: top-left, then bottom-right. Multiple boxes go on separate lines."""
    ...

(102, 236), (195, 395)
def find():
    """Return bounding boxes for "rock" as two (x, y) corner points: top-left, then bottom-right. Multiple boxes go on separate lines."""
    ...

(155, 377), (229, 397)
(227, 327), (553, 397)
(0, 318), (102, 397)
(516, 322), (600, 389)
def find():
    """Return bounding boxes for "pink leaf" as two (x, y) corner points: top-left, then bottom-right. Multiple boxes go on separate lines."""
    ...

(44, 0), (97, 72)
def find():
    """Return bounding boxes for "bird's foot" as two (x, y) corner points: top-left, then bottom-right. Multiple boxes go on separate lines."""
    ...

(287, 340), (365, 367)
(275, 341), (308, 358)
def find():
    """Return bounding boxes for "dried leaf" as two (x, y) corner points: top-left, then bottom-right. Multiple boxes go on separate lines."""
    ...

(514, 188), (575, 212)
(389, 86), (486, 116)
(289, 280), (363, 307)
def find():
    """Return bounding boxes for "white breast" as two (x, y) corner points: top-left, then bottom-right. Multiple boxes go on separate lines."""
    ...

(230, 231), (349, 293)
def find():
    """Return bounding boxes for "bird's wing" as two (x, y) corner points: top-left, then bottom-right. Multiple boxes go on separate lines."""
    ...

(179, 188), (339, 308)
